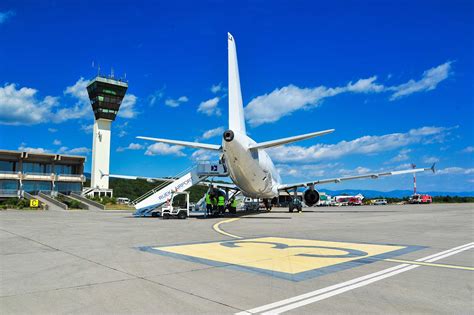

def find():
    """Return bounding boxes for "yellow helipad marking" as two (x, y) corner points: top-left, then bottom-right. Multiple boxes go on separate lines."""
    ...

(151, 237), (406, 275)
(212, 218), (242, 239)
(385, 258), (474, 271)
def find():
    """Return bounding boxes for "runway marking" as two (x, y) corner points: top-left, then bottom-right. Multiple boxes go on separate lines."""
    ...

(384, 258), (474, 271)
(236, 242), (474, 314)
(212, 218), (243, 239)
(139, 237), (422, 281)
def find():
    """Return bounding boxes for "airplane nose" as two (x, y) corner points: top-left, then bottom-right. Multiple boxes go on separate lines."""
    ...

(223, 130), (234, 142)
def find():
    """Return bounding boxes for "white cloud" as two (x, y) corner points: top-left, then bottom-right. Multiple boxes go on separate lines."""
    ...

(267, 126), (451, 163)
(199, 126), (224, 140)
(276, 163), (339, 178)
(118, 94), (138, 118)
(423, 156), (439, 164)
(148, 88), (164, 106)
(165, 96), (188, 107)
(0, 78), (139, 125)
(339, 166), (371, 175)
(390, 62), (452, 100)
(53, 139), (61, 145)
(197, 97), (221, 116)
(17, 143), (90, 155)
(81, 124), (93, 134)
(190, 149), (220, 161)
(0, 83), (59, 125)
(145, 143), (186, 157)
(437, 167), (474, 175)
(388, 149), (411, 163)
(211, 82), (223, 94)
(62, 147), (91, 155)
(117, 142), (144, 152)
(0, 10), (15, 24)
(18, 143), (49, 154)
(462, 146), (474, 153)
(245, 62), (452, 126)
(48, 128), (58, 133)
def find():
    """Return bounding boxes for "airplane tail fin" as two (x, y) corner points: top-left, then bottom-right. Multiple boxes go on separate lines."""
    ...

(228, 32), (246, 134)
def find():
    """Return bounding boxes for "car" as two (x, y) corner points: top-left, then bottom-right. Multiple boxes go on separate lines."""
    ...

(373, 199), (388, 205)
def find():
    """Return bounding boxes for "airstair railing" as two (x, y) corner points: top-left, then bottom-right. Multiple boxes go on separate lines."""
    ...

(131, 164), (197, 206)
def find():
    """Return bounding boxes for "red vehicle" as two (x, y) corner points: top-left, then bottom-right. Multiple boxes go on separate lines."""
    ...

(409, 194), (432, 204)
(348, 197), (363, 206)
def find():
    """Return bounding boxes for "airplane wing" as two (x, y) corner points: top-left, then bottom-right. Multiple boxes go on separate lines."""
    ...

(278, 164), (436, 191)
(137, 136), (222, 151)
(248, 129), (335, 150)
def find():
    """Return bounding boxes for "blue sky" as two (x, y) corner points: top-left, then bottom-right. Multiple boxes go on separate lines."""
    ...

(0, 1), (473, 192)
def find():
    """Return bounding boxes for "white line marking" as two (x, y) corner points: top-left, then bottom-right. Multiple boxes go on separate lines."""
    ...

(236, 242), (473, 315)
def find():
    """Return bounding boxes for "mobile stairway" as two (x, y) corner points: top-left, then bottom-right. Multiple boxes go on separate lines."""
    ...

(132, 161), (227, 217)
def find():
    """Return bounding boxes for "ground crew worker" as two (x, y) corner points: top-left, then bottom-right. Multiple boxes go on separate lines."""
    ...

(211, 194), (218, 214)
(218, 195), (225, 214)
(229, 197), (238, 214)
(205, 192), (212, 215)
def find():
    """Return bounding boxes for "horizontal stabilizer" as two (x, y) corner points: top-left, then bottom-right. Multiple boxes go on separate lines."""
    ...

(137, 136), (222, 151)
(248, 129), (335, 150)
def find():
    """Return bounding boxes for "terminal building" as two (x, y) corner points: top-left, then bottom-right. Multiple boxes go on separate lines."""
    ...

(0, 150), (85, 198)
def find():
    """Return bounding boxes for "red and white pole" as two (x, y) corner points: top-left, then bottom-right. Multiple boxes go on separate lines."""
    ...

(411, 164), (417, 195)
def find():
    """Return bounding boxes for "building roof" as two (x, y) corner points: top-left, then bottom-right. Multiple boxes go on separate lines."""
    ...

(87, 75), (128, 88)
(0, 149), (86, 163)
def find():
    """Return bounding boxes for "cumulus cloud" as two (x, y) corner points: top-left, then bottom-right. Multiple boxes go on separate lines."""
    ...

(17, 143), (90, 155)
(462, 146), (474, 153)
(0, 10), (15, 24)
(388, 149), (411, 163)
(118, 94), (138, 118)
(53, 139), (61, 145)
(145, 143), (186, 157)
(0, 78), (139, 125)
(390, 62), (452, 100)
(199, 126), (224, 140)
(148, 88), (165, 106)
(165, 96), (188, 107)
(0, 83), (59, 125)
(423, 156), (439, 164)
(211, 82), (223, 94)
(117, 142), (144, 152)
(48, 128), (58, 133)
(245, 62), (452, 126)
(267, 126), (451, 163)
(437, 167), (474, 175)
(190, 149), (220, 161)
(276, 163), (340, 178)
(197, 97), (221, 116)
(81, 124), (93, 134)
(339, 166), (371, 175)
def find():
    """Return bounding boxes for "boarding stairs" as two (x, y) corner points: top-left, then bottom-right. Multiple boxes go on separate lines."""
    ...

(132, 161), (228, 217)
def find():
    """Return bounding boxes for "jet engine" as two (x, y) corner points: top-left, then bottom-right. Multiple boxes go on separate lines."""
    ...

(303, 188), (320, 206)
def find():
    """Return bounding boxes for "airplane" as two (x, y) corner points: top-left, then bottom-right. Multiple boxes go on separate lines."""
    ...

(137, 33), (435, 210)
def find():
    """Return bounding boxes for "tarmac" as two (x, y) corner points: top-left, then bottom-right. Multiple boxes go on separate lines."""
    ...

(1, 203), (473, 314)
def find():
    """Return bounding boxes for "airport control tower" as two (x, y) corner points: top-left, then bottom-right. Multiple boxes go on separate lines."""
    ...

(87, 76), (128, 195)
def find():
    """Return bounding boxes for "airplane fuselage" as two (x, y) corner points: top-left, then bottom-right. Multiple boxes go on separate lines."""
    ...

(222, 131), (281, 198)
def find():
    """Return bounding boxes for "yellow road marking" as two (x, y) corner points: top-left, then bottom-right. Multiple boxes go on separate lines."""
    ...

(212, 218), (242, 239)
(385, 258), (474, 271)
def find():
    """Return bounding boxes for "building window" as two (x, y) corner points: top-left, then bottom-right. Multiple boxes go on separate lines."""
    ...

(23, 162), (52, 174)
(0, 180), (18, 190)
(55, 164), (73, 175)
(55, 182), (82, 194)
(22, 181), (51, 193)
(0, 161), (15, 172)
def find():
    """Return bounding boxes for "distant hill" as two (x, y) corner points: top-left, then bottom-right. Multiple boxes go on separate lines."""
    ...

(318, 189), (474, 198)
(84, 173), (473, 199)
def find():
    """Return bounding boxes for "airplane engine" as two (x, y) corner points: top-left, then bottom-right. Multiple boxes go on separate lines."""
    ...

(303, 188), (320, 206)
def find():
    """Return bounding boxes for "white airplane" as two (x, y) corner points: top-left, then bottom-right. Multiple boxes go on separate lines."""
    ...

(138, 33), (434, 208)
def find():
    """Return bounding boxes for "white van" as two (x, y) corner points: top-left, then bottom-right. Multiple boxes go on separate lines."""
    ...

(117, 197), (130, 205)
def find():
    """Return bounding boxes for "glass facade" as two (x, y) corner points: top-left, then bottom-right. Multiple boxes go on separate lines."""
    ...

(23, 162), (52, 174)
(0, 161), (16, 172)
(22, 181), (52, 193)
(0, 180), (18, 190)
(55, 182), (82, 194)
(55, 164), (73, 175)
